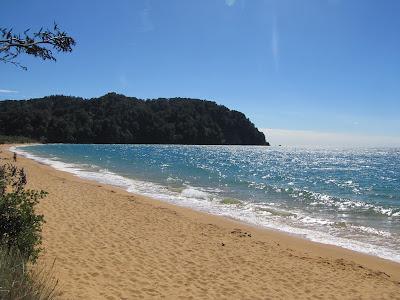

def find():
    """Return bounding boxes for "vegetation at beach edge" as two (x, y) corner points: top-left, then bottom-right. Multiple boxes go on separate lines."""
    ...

(0, 135), (38, 144)
(0, 163), (59, 299)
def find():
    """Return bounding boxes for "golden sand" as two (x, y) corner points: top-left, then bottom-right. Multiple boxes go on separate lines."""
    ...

(1, 145), (399, 299)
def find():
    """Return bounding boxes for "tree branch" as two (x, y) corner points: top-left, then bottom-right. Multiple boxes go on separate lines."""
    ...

(0, 24), (75, 70)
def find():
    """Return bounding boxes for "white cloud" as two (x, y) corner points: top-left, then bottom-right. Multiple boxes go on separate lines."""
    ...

(271, 16), (279, 71)
(0, 89), (18, 93)
(261, 128), (400, 148)
(225, 0), (236, 7)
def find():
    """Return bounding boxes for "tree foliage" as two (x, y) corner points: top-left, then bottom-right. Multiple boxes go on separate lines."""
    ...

(0, 164), (47, 262)
(0, 23), (75, 70)
(0, 93), (269, 145)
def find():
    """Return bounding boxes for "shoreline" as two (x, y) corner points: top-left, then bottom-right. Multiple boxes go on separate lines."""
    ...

(2, 144), (400, 299)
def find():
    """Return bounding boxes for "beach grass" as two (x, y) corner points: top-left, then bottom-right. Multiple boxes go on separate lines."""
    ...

(0, 246), (59, 300)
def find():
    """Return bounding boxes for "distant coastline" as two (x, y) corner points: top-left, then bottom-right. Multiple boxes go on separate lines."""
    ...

(0, 93), (269, 146)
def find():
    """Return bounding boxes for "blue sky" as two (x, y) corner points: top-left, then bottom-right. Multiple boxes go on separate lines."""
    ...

(1, 0), (400, 146)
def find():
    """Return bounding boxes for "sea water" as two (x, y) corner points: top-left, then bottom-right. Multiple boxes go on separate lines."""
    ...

(14, 144), (400, 262)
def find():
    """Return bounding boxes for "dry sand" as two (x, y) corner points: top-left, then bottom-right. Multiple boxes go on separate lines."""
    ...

(1, 145), (400, 299)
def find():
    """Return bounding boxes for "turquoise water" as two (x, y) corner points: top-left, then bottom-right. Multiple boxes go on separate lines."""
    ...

(15, 144), (400, 262)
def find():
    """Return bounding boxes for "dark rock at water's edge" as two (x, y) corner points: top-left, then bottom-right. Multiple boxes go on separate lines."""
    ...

(0, 93), (269, 146)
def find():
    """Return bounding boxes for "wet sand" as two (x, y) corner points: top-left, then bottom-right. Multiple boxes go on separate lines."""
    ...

(1, 145), (400, 299)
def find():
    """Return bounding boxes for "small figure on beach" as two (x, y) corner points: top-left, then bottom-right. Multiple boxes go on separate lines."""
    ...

(13, 152), (17, 162)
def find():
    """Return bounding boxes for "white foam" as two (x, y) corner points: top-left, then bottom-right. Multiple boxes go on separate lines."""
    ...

(181, 188), (211, 200)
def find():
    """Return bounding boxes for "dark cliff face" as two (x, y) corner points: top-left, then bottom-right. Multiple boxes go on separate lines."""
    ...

(0, 93), (269, 146)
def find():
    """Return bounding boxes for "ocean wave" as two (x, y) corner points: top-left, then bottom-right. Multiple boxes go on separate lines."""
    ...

(238, 179), (398, 218)
(255, 206), (297, 218)
(181, 187), (211, 200)
(351, 225), (392, 238)
(278, 187), (400, 218)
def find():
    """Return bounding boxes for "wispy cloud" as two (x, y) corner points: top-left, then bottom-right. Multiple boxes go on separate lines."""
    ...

(225, 0), (236, 7)
(139, 1), (154, 32)
(271, 15), (279, 71)
(0, 89), (18, 93)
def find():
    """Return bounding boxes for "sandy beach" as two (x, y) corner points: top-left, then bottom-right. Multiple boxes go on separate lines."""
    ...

(1, 145), (399, 299)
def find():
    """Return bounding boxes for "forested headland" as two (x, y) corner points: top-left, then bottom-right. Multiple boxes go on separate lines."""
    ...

(0, 93), (269, 145)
